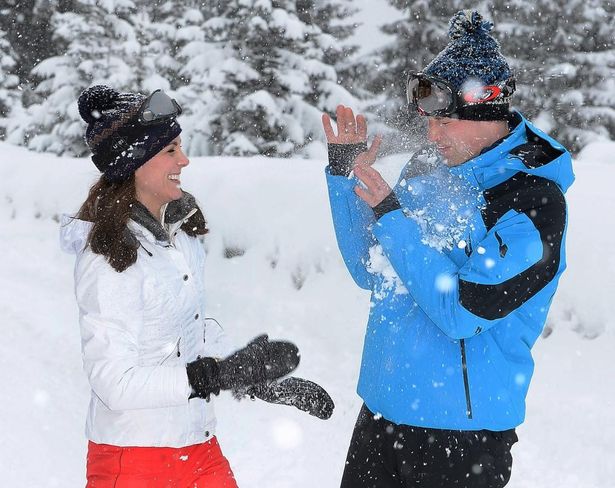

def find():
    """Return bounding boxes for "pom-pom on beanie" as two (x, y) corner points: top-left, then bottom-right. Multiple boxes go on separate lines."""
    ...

(423, 10), (513, 120)
(78, 85), (181, 182)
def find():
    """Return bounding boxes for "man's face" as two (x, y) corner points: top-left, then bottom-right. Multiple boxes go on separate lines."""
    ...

(427, 117), (499, 167)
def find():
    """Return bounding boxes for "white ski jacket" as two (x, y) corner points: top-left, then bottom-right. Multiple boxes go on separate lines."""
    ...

(60, 203), (226, 448)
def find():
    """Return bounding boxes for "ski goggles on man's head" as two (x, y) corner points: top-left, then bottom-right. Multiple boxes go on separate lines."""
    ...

(137, 89), (182, 126)
(406, 72), (516, 119)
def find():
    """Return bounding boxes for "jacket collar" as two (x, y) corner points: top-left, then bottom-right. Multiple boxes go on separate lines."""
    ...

(449, 111), (574, 192)
(129, 191), (198, 246)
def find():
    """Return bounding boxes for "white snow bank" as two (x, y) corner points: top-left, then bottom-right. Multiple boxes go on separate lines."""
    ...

(1, 140), (614, 487)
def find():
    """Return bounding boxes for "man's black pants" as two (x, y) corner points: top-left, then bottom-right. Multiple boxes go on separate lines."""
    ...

(340, 405), (518, 488)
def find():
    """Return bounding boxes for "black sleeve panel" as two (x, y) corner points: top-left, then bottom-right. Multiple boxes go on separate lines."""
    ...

(459, 174), (567, 320)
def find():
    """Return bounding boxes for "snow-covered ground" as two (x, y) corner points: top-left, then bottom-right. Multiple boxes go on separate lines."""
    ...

(1, 139), (614, 487)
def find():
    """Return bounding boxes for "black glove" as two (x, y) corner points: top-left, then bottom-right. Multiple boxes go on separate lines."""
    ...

(187, 334), (300, 400)
(241, 377), (335, 420)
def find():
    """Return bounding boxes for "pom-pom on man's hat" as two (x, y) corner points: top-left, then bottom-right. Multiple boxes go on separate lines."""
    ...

(420, 10), (514, 120)
(78, 85), (181, 182)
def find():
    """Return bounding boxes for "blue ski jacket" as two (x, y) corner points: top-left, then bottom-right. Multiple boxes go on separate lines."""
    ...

(326, 112), (574, 431)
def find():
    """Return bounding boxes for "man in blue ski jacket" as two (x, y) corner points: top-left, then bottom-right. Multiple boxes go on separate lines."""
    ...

(322, 10), (574, 488)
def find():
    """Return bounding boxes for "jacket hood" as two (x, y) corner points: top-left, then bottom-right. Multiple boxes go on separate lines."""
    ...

(60, 215), (92, 255)
(450, 111), (575, 193)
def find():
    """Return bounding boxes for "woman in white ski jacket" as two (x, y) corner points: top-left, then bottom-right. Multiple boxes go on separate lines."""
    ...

(61, 85), (332, 488)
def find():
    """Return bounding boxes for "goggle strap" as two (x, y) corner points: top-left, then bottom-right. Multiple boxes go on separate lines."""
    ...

(455, 103), (512, 121)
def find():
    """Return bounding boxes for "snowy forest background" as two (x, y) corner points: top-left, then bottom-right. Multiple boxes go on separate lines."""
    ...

(1, 1), (615, 487)
(1, 0), (614, 157)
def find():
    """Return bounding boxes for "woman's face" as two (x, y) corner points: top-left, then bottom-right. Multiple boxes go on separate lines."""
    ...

(134, 137), (189, 218)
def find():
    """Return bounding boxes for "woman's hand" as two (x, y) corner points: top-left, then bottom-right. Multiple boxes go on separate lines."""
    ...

(242, 377), (335, 420)
(186, 335), (300, 400)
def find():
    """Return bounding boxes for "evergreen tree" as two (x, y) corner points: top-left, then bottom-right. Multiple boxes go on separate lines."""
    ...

(0, 1), (65, 88)
(480, 0), (554, 132)
(177, 0), (359, 157)
(132, 0), (182, 92)
(0, 1), (62, 140)
(296, 0), (361, 95)
(488, 1), (574, 138)
(20, 0), (141, 155)
(491, 0), (615, 152)
(0, 27), (20, 138)
(567, 0), (615, 150)
(293, 0), (364, 141)
(533, 0), (615, 151)
(173, 2), (221, 156)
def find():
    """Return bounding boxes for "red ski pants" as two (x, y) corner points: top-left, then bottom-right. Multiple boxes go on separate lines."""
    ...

(86, 436), (238, 488)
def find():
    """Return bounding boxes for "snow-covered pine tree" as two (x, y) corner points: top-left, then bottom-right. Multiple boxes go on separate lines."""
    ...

(181, 0), (359, 157)
(489, 0), (571, 143)
(546, 0), (615, 151)
(0, 0), (65, 89)
(491, 0), (615, 153)
(20, 0), (140, 155)
(173, 2), (222, 156)
(0, 27), (20, 128)
(0, 0), (66, 141)
(295, 0), (361, 95)
(132, 0), (182, 93)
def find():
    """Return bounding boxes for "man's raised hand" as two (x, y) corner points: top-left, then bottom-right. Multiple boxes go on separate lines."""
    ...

(355, 134), (383, 168)
(321, 105), (367, 144)
(322, 105), (383, 177)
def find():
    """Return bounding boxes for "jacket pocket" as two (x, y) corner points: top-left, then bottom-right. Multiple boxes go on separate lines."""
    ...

(159, 336), (182, 365)
(139, 337), (182, 366)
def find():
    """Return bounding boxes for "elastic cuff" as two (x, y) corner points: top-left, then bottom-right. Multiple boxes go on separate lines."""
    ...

(373, 192), (401, 220)
(328, 142), (368, 176)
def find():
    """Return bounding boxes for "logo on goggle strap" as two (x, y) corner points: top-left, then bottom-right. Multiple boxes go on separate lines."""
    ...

(463, 86), (502, 104)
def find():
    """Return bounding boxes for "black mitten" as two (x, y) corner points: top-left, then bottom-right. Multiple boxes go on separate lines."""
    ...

(242, 377), (334, 420)
(187, 334), (300, 400)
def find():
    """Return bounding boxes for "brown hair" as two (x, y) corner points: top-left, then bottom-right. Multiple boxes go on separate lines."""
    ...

(76, 176), (208, 273)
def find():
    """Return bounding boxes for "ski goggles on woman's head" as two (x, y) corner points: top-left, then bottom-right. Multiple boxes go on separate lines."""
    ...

(91, 89), (182, 172)
(137, 89), (182, 125)
(406, 72), (516, 118)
